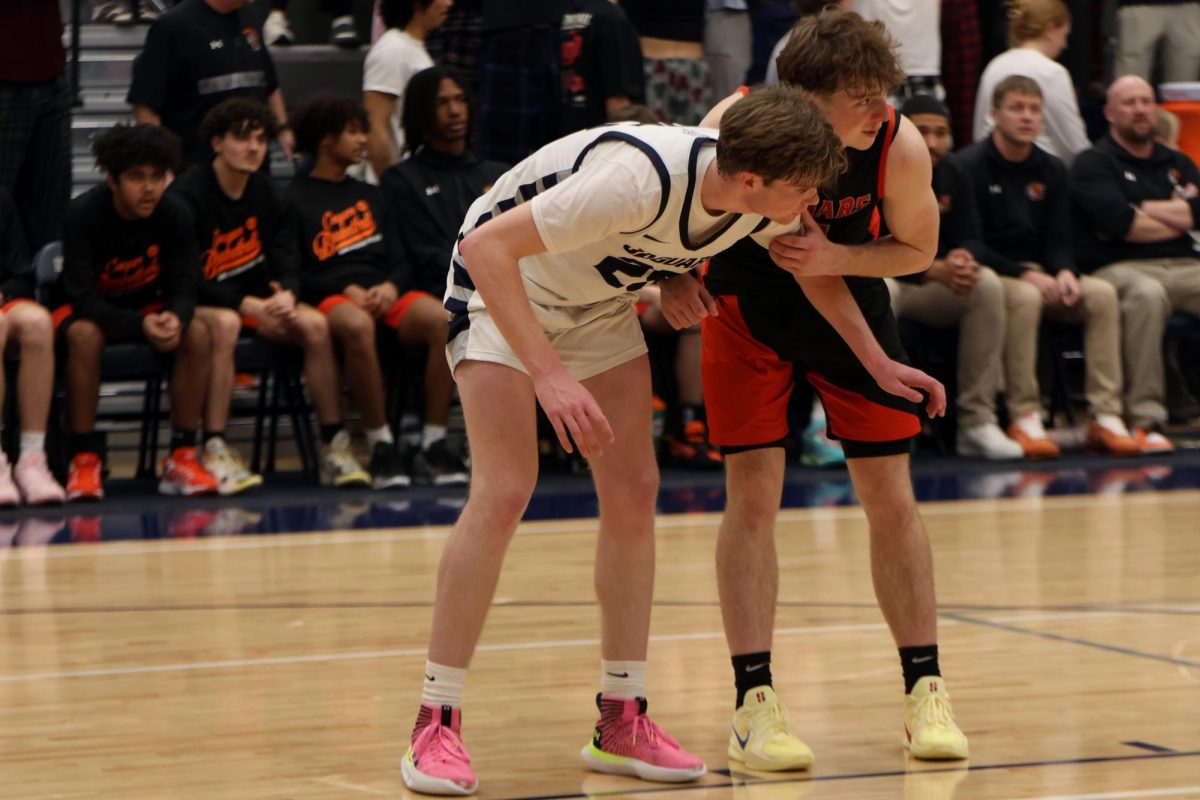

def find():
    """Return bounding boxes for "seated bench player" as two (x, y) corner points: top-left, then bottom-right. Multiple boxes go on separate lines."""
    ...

(287, 94), (467, 488)
(173, 98), (371, 492)
(56, 124), (217, 500)
(0, 187), (66, 505)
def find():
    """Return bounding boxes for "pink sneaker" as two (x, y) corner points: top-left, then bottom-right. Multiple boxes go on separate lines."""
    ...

(0, 453), (18, 507)
(14, 450), (66, 505)
(581, 694), (707, 782)
(401, 704), (478, 796)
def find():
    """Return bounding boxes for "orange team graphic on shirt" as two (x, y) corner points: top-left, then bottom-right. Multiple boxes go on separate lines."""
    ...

(97, 244), (162, 296)
(312, 200), (381, 261)
(203, 217), (264, 280)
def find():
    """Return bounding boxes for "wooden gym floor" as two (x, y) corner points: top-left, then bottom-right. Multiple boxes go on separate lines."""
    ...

(1, 490), (1198, 799)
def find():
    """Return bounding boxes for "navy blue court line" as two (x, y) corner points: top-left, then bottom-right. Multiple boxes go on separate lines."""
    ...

(1123, 740), (1178, 753)
(504, 749), (1200, 800)
(941, 611), (1200, 669)
(4, 599), (1200, 617)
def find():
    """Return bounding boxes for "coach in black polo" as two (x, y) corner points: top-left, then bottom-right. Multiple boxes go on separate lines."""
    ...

(127, 0), (293, 166)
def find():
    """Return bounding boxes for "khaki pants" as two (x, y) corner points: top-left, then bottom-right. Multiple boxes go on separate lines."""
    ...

(1116, 3), (1200, 83)
(886, 267), (1005, 428)
(1000, 265), (1123, 419)
(1094, 258), (1200, 426)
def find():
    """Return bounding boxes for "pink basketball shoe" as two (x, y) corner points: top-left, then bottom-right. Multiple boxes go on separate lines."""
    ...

(402, 704), (477, 795)
(581, 694), (707, 782)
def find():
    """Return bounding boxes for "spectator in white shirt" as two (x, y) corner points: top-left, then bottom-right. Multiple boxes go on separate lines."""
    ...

(363, 0), (453, 178)
(972, 0), (1090, 166)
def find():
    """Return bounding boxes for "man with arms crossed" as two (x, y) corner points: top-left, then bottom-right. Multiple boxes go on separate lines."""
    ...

(691, 8), (969, 771)
(401, 85), (940, 794)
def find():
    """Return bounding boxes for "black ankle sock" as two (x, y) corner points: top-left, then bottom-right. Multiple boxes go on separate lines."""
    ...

(732, 651), (773, 708)
(319, 424), (341, 444)
(68, 431), (105, 459)
(170, 429), (197, 452)
(899, 644), (940, 694)
(203, 429), (225, 444)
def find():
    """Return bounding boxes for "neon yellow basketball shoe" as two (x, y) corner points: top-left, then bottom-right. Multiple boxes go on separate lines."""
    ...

(904, 676), (969, 760)
(728, 686), (815, 771)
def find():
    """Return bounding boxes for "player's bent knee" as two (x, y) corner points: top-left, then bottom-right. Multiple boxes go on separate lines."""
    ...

(65, 318), (104, 352)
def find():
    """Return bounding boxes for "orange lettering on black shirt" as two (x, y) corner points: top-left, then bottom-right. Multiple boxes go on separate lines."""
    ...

(312, 200), (379, 261)
(203, 216), (263, 280)
(98, 244), (162, 296)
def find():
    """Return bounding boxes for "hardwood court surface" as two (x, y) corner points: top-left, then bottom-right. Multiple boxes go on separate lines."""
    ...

(1, 491), (1198, 799)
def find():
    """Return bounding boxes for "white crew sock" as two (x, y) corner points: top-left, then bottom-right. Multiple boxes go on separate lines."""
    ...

(20, 432), (46, 456)
(421, 660), (466, 707)
(600, 660), (647, 699)
(421, 424), (447, 450)
(365, 425), (394, 448)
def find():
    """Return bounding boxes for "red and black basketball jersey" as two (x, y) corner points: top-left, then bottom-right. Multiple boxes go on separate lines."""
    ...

(705, 106), (900, 296)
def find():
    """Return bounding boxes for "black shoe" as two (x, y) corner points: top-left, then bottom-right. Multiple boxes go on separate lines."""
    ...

(369, 441), (411, 489)
(412, 440), (470, 486)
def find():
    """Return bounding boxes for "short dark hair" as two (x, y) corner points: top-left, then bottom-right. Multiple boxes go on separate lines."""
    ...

(777, 8), (905, 96)
(380, 0), (434, 30)
(992, 75), (1043, 108)
(93, 123), (181, 177)
(199, 97), (278, 144)
(402, 66), (474, 154)
(290, 93), (369, 155)
(717, 85), (846, 191)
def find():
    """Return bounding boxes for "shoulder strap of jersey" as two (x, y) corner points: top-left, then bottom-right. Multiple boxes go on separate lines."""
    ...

(571, 130), (673, 234)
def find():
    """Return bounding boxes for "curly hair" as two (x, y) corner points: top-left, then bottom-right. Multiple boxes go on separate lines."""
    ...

(717, 85), (846, 191)
(199, 97), (278, 145)
(1007, 0), (1070, 47)
(290, 93), (369, 156)
(776, 7), (905, 96)
(93, 123), (181, 177)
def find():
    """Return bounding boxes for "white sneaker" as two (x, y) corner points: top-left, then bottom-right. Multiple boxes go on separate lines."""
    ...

(202, 438), (264, 496)
(956, 422), (1024, 460)
(320, 430), (371, 488)
(264, 9), (294, 45)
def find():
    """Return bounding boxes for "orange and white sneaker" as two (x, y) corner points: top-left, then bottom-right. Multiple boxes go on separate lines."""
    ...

(1085, 414), (1140, 457)
(66, 452), (105, 502)
(158, 447), (219, 496)
(1133, 426), (1174, 454)
(666, 420), (724, 470)
(1007, 411), (1061, 460)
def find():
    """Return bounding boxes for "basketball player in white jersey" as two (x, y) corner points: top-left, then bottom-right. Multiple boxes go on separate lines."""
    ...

(401, 85), (944, 795)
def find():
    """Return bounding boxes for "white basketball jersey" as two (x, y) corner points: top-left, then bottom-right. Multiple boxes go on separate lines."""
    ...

(444, 123), (794, 324)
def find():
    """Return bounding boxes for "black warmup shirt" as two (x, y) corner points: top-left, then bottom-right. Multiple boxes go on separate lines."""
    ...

(127, 0), (278, 165)
(706, 106), (901, 297)
(286, 175), (411, 305)
(171, 162), (300, 311)
(0, 189), (34, 301)
(1070, 135), (1200, 272)
(560, 0), (645, 136)
(380, 148), (507, 297)
(952, 137), (1075, 277)
(61, 186), (199, 339)
(0, 0), (65, 83)
(893, 155), (988, 285)
(620, 0), (704, 42)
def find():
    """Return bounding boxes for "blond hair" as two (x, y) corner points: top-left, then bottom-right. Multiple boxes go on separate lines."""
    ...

(1007, 0), (1070, 47)
(717, 85), (846, 191)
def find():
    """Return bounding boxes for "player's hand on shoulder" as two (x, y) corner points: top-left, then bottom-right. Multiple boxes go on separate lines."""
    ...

(769, 207), (845, 278)
(533, 367), (614, 459)
(658, 272), (718, 330)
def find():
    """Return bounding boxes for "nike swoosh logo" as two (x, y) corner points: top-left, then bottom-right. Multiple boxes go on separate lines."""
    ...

(911, 656), (933, 664)
(425, 674), (436, 681)
(745, 663), (768, 672)
(606, 671), (630, 678)
(732, 726), (750, 749)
